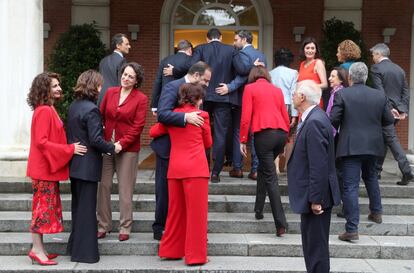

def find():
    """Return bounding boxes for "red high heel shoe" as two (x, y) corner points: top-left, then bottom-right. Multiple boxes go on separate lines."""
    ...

(47, 253), (59, 259)
(28, 251), (58, 266)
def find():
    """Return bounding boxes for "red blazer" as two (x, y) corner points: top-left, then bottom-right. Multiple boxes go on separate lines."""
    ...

(100, 86), (148, 152)
(26, 105), (74, 181)
(150, 104), (212, 179)
(240, 78), (290, 143)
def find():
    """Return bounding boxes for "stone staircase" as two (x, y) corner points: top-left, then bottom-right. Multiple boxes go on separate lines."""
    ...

(1, 156), (414, 272)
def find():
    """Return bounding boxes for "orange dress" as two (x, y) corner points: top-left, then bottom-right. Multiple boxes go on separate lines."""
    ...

(298, 59), (324, 108)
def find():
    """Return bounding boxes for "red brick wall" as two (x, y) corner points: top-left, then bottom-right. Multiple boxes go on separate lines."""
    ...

(43, 0), (72, 67)
(43, 0), (414, 148)
(362, 0), (414, 149)
(271, 0), (325, 69)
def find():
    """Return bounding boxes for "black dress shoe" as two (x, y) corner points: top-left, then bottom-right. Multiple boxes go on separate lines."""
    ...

(255, 211), (264, 220)
(229, 169), (243, 178)
(153, 232), (162, 241)
(248, 172), (257, 180)
(397, 173), (414, 185)
(210, 174), (220, 183)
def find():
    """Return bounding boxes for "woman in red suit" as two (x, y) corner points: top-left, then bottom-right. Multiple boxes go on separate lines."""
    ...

(97, 62), (148, 241)
(26, 72), (87, 265)
(240, 66), (289, 237)
(150, 83), (212, 265)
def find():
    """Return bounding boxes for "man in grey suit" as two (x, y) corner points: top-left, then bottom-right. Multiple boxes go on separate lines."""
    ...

(370, 43), (413, 185)
(331, 62), (395, 241)
(97, 33), (130, 106)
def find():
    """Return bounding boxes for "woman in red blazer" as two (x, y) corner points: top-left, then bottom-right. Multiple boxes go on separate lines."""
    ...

(26, 72), (87, 265)
(240, 66), (290, 237)
(97, 62), (148, 241)
(150, 83), (212, 265)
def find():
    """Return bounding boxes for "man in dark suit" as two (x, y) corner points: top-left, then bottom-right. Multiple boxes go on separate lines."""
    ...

(226, 30), (267, 181)
(97, 33), (130, 106)
(151, 40), (193, 115)
(330, 62), (395, 242)
(191, 28), (244, 182)
(288, 80), (340, 273)
(370, 43), (413, 185)
(150, 62), (211, 240)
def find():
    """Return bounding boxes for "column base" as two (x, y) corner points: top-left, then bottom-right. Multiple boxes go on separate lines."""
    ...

(0, 149), (28, 177)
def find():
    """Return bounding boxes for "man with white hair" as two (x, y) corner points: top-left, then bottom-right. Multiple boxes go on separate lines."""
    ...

(330, 62), (395, 242)
(288, 80), (340, 273)
(370, 43), (413, 185)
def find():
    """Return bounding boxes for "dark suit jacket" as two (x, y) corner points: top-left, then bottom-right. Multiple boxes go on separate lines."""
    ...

(232, 45), (267, 105)
(330, 83), (395, 158)
(371, 59), (410, 114)
(151, 52), (192, 109)
(98, 52), (126, 106)
(191, 41), (244, 105)
(66, 99), (115, 182)
(287, 106), (340, 214)
(151, 77), (186, 159)
(150, 105), (212, 179)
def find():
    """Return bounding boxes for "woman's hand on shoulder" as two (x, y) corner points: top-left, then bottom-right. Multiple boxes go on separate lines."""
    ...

(73, 142), (87, 155)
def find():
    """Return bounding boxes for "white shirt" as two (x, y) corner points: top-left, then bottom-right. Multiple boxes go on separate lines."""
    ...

(114, 50), (123, 58)
(301, 105), (317, 123)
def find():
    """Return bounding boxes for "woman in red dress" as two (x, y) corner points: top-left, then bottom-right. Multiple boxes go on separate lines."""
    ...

(297, 37), (328, 108)
(150, 83), (212, 265)
(26, 72), (87, 265)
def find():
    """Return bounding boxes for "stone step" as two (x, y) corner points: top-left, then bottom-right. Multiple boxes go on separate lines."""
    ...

(1, 232), (414, 259)
(2, 255), (414, 273)
(2, 193), (414, 215)
(2, 180), (413, 199)
(0, 174), (411, 198)
(1, 211), (413, 235)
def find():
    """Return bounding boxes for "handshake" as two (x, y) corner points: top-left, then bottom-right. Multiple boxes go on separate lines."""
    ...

(114, 141), (122, 154)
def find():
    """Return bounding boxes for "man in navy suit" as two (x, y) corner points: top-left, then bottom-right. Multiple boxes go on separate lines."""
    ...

(151, 40), (193, 115)
(150, 62), (211, 240)
(330, 62), (394, 241)
(288, 80), (340, 273)
(97, 33), (130, 106)
(191, 28), (244, 182)
(225, 30), (267, 182)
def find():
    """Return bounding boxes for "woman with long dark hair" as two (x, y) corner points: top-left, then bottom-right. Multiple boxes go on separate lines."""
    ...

(26, 72), (87, 265)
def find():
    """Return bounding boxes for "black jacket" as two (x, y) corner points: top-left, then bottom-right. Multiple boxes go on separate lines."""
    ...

(151, 52), (192, 109)
(330, 83), (395, 158)
(66, 99), (115, 182)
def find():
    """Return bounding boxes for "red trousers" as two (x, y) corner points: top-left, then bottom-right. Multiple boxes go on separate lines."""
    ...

(158, 177), (208, 265)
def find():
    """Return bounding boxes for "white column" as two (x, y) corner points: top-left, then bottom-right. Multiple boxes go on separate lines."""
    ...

(0, 0), (43, 162)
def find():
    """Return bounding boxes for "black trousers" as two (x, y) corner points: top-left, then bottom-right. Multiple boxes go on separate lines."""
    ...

(301, 208), (332, 273)
(152, 154), (169, 235)
(377, 122), (411, 176)
(253, 128), (288, 229)
(67, 178), (99, 263)
(204, 101), (232, 176)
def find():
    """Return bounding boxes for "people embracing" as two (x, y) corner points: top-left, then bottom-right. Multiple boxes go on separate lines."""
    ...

(26, 72), (87, 265)
(97, 62), (148, 242)
(66, 70), (122, 263)
(151, 83), (212, 265)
